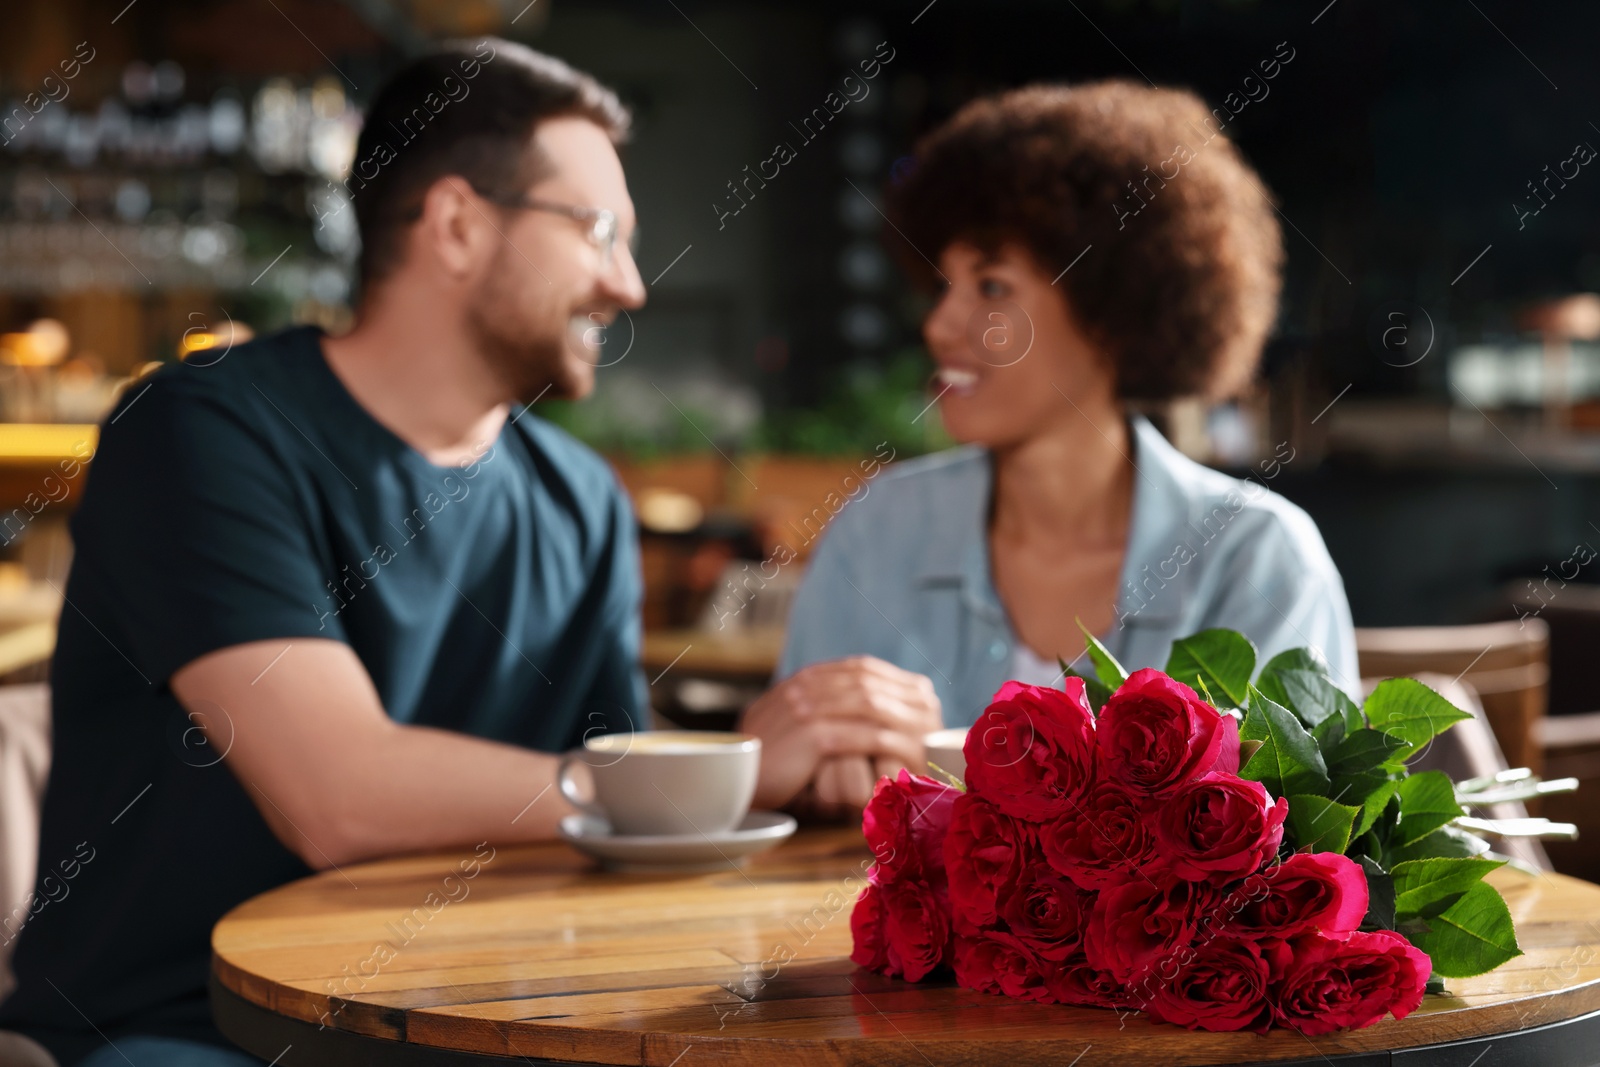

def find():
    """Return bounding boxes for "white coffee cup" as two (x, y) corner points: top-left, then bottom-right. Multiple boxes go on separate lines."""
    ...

(557, 731), (761, 836)
(924, 727), (969, 782)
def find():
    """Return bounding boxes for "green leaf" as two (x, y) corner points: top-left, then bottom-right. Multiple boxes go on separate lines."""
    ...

(1059, 658), (1112, 714)
(1329, 728), (1410, 777)
(1389, 825), (1492, 864)
(1270, 668), (1362, 734)
(1409, 880), (1522, 978)
(1312, 709), (1348, 759)
(1259, 646), (1332, 674)
(1286, 794), (1358, 854)
(1393, 857), (1505, 918)
(1359, 855), (1395, 931)
(1239, 687), (1331, 798)
(1076, 620), (1128, 690)
(1350, 777), (1399, 841)
(1364, 678), (1473, 756)
(1166, 629), (1257, 709)
(1255, 647), (1332, 704)
(1395, 771), (1466, 847)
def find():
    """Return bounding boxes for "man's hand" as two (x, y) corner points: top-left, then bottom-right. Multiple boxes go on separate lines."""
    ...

(739, 656), (941, 811)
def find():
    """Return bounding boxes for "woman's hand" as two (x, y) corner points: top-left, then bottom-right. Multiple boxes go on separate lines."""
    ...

(739, 656), (941, 811)
(807, 754), (925, 820)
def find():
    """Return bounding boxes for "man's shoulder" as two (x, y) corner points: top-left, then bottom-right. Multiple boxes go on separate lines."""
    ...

(113, 325), (320, 428)
(89, 337), (315, 481)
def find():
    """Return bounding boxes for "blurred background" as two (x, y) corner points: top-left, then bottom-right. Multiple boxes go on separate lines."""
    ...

(2, 0), (1599, 866)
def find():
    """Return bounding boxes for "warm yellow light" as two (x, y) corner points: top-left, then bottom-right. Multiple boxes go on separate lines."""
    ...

(0, 424), (98, 463)
(2, 320), (70, 367)
(636, 487), (704, 533)
(0, 333), (53, 367)
(26, 319), (69, 364)
(179, 332), (222, 358)
(179, 321), (253, 359)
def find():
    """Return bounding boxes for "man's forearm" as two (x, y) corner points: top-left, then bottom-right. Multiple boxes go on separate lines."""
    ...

(296, 721), (576, 868)
(174, 638), (583, 871)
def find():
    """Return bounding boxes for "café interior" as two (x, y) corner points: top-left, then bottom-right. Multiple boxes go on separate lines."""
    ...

(3, 0), (1600, 1062)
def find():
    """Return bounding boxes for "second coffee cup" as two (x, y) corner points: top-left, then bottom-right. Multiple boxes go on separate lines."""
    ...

(557, 730), (761, 836)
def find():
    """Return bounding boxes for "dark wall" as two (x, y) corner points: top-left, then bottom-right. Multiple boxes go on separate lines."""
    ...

(579, 0), (1600, 407)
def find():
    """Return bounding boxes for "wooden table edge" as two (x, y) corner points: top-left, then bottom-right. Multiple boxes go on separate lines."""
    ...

(209, 975), (1600, 1067)
(209, 835), (1600, 1067)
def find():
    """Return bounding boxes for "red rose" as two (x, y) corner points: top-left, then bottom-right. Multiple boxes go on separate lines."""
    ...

(1084, 876), (1215, 989)
(1154, 773), (1288, 884)
(999, 855), (1093, 961)
(944, 792), (1030, 932)
(850, 881), (890, 972)
(1226, 852), (1368, 939)
(963, 680), (1096, 822)
(1097, 669), (1240, 795)
(1268, 929), (1432, 1035)
(863, 770), (959, 884)
(1039, 781), (1156, 891)
(1145, 936), (1273, 1033)
(882, 878), (953, 982)
(952, 930), (1055, 1003)
(1048, 953), (1128, 1008)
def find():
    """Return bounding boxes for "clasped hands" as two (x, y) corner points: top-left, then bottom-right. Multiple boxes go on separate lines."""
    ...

(739, 655), (942, 819)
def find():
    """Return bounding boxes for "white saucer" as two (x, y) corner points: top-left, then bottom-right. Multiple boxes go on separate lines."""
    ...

(559, 810), (798, 872)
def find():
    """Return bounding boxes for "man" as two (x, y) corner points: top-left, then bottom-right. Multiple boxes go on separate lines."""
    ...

(0, 40), (938, 1066)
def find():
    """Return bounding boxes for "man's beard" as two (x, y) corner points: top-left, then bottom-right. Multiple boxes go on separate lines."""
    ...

(465, 255), (588, 404)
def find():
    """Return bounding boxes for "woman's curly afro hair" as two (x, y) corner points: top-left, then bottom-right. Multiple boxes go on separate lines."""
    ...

(886, 80), (1284, 401)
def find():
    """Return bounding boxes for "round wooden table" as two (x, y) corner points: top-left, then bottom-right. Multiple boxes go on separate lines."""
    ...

(212, 828), (1600, 1066)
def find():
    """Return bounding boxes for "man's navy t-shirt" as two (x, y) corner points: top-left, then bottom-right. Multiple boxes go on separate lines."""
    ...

(0, 326), (646, 1062)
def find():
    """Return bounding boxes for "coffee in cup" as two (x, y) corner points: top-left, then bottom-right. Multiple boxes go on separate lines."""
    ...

(557, 730), (760, 836)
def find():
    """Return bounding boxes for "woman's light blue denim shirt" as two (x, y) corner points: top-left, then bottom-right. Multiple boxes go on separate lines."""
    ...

(777, 417), (1359, 727)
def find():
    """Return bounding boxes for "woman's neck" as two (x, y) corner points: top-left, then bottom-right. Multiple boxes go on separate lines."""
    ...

(988, 399), (1135, 550)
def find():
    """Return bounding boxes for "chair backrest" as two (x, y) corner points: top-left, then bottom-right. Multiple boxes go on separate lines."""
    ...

(1382, 673), (1550, 872)
(0, 1029), (57, 1067)
(0, 683), (51, 1006)
(1500, 583), (1600, 716)
(1356, 620), (1548, 775)
(696, 559), (801, 632)
(1533, 711), (1600, 882)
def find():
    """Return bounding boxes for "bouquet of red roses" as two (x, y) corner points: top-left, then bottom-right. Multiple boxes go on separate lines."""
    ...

(851, 628), (1558, 1034)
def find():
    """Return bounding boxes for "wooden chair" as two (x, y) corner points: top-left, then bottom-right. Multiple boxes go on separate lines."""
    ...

(0, 1030), (56, 1067)
(1534, 713), (1600, 882)
(0, 683), (50, 1010)
(1356, 620), (1549, 776)
(0, 622), (54, 684)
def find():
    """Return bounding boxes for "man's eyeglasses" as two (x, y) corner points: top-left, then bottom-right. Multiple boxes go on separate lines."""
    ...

(483, 195), (636, 268)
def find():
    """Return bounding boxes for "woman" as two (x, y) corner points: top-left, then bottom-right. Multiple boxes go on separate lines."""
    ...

(759, 80), (1357, 811)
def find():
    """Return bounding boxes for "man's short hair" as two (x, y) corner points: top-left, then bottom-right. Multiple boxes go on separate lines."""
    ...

(348, 38), (629, 289)
(886, 80), (1283, 401)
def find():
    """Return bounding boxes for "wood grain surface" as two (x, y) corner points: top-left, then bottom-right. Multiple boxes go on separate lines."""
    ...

(212, 828), (1600, 1066)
